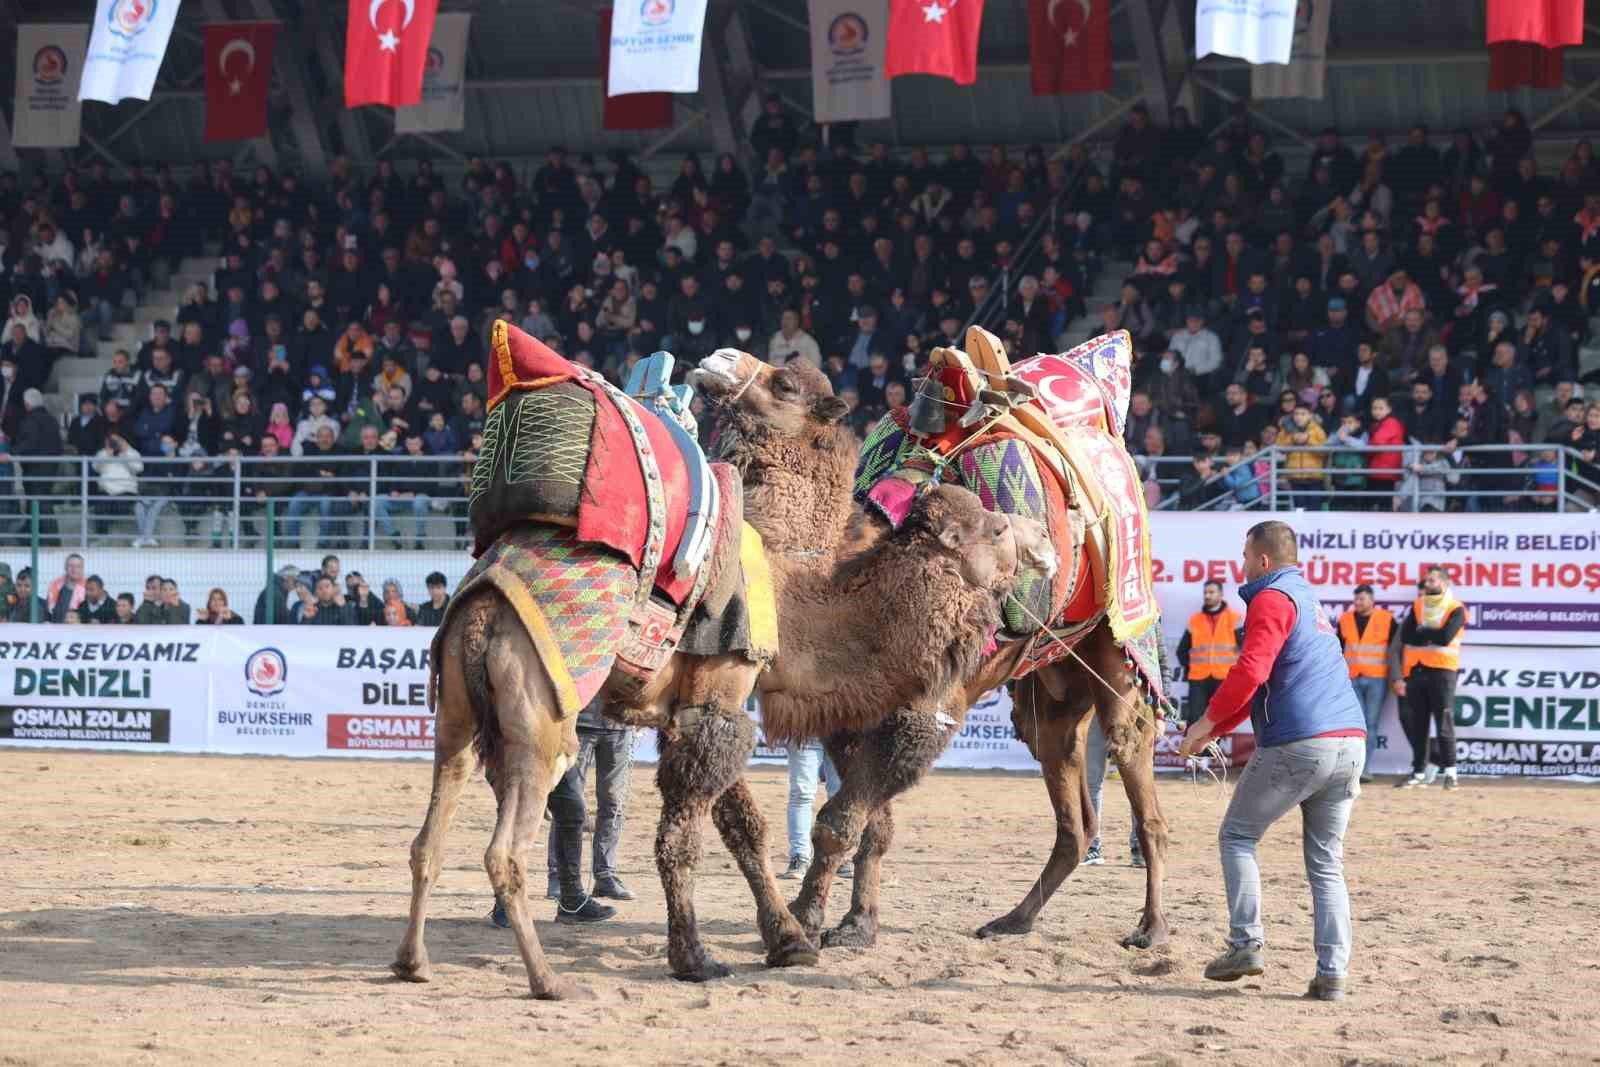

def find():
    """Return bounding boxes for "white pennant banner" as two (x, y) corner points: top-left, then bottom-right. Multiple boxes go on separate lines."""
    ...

(80, 0), (184, 105)
(1196, 0), (1297, 65)
(1251, 0), (1333, 100)
(808, 0), (892, 124)
(395, 11), (471, 133)
(607, 0), (709, 96)
(12, 24), (88, 147)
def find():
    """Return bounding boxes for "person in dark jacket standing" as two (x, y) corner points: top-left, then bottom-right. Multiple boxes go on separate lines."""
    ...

(299, 574), (355, 625)
(1180, 520), (1367, 1002)
(414, 571), (450, 626)
(16, 387), (62, 544)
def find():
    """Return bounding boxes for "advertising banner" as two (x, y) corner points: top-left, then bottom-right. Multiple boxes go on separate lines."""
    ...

(1147, 511), (1600, 647)
(12, 24), (88, 148)
(1196, 0), (1296, 65)
(208, 626), (434, 758)
(394, 11), (470, 133)
(0, 629), (210, 751)
(808, 0), (892, 124)
(607, 0), (709, 96)
(80, 0), (183, 105)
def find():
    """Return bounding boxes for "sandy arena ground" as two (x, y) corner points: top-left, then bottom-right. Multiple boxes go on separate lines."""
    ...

(0, 751), (1596, 1066)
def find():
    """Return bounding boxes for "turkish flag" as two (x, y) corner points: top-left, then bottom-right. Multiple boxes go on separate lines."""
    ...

(205, 23), (278, 142)
(885, 0), (985, 86)
(1029, 0), (1109, 95)
(344, 0), (440, 109)
(1487, 0), (1582, 50)
(599, 9), (672, 130)
(1488, 41), (1564, 92)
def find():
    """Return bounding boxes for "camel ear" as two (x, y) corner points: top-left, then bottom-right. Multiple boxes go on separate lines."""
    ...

(811, 396), (849, 423)
(937, 524), (964, 552)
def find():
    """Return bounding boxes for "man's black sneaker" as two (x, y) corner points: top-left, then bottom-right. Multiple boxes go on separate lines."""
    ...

(593, 876), (636, 900)
(555, 896), (617, 924)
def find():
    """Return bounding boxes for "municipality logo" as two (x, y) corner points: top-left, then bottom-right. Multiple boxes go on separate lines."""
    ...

(33, 45), (67, 86)
(109, 0), (158, 39)
(827, 13), (868, 57)
(640, 0), (674, 27)
(245, 647), (288, 698)
(424, 46), (445, 82)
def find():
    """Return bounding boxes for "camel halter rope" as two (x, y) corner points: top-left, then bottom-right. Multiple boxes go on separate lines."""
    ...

(1003, 595), (1231, 789)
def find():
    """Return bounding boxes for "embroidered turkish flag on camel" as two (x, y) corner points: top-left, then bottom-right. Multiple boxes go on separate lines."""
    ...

(884, 0), (986, 86)
(345, 0), (440, 108)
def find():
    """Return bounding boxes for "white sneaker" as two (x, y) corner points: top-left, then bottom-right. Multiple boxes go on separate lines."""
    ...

(1442, 769), (1459, 791)
(1397, 773), (1428, 789)
(1422, 762), (1440, 785)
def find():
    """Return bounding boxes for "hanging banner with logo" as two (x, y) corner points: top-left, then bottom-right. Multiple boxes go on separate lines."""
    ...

(394, 11), (470, 133)
(1195, 0), (1296, 65)
(599, 9), (674, 130)
(12, 24), (88, 148)
(608, 0), (710, 96)
(203, 21), (277, 142)
(1251, 0), (1332, 100)
(0, 631), (212, 751)
(808, 0), (892, 124)
(80, 0), (184, 105)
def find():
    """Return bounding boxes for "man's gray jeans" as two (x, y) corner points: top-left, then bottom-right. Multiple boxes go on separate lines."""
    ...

(1220, 735), (1364, 978)
(546, 726), (636, 888)
(1349, 675), (1386, 770)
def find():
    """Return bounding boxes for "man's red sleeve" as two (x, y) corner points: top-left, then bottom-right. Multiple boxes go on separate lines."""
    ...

(1204, 589), (1296, 735)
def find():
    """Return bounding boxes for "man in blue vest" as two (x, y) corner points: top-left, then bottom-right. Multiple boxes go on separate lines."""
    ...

(1178, 519), (1367, 1002)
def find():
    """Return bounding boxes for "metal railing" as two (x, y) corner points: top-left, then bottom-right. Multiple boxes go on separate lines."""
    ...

(1144, 444), (1600, 513)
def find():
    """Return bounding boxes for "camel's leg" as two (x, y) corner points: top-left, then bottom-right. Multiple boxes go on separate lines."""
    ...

(795, 707), (949, 949)
(478, 606), (588, 1000)
(485, 743), (579, 999)
(656, 704), (757, 982)
(1083, 624), (1172, 950)
(391, 648), (476, 981)
(711, 778), (819, 968)
(830, 800), (894, 944)
(975, 673), (1093, 938)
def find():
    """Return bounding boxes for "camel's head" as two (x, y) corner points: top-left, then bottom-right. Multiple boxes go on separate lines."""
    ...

(902, 484), (1029, 593)
(1006, 514), (1057, 582)
(688, 349), (849, 464)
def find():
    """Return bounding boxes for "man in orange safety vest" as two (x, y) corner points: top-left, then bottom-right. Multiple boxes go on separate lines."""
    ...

(1394, 566), (1466, 791)
(1176, 579), (1241, 725)
(1336, 583), (1396, 783)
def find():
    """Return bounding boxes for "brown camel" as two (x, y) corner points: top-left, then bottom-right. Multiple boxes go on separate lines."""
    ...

(391, 359), (1041, 998)
(692, 349), (1172, 955)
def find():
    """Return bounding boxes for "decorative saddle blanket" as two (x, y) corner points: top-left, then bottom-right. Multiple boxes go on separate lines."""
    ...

(479, 319), (718, 606)
(855, 328), (1165, 706)
(442, 321), (776, 717)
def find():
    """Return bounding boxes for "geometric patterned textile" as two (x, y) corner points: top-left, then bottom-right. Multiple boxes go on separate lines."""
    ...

(954, 437), (1055, 635)
(447, 525), (635, 717)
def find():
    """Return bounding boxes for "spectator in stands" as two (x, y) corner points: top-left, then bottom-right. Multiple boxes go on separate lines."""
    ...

(133, 574), (166, 624)
(159, 578), (192, 624)
(197, 587), (244, 624)
(253, 565), (302, 624)
(67, 395), (106, 457)
(299, 574), (354, 625)
(100, 349), (142, 413)
(416, 571), (450, 626)
(285, 424), (341, 547)
(1168, 307), (1223, 394)
(1279, 402), (1329, 511)
(79, 575), (116, 624)
(46, 553), (87, 623)
(111, 592), (136, 623)
(15, 388), (62, 545)
(45, 293), (83, 363)
(5, 567), (47, 623)
(345, 572), (383, 625)
(1366, 396), (1407, 502)
(2, 323), (47, 392)
(0, 358), (23, 441)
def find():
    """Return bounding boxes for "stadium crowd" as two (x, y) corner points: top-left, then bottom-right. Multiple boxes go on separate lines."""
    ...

(1, 96), (1598, 570)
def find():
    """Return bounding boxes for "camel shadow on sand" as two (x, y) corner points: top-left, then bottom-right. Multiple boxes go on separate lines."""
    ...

(1, 903), (1239, 1003)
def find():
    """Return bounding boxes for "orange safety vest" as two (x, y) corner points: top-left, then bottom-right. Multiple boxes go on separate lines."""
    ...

(1187, 607), (1241, 681)
(1402, 595), (1465, 675)
(1338, 608), (1393, 679)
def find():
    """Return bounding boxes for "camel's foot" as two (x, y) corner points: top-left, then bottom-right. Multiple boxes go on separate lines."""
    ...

(766, 933), (820, 969)
(1120, 913), (1170, 951)
(788, 894), (826, 942)
(975, 911), (1035, 940)
(532, 977), (596, 1002)
(390, 951), (432, 983)
(670, 952), (734, 983)
(820, 914), (878, 950)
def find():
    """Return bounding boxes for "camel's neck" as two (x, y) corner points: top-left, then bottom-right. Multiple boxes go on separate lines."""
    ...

(740, 430), (857, 559)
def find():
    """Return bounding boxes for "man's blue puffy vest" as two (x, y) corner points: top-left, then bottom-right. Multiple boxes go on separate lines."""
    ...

(1238, 565), (1366, 747)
